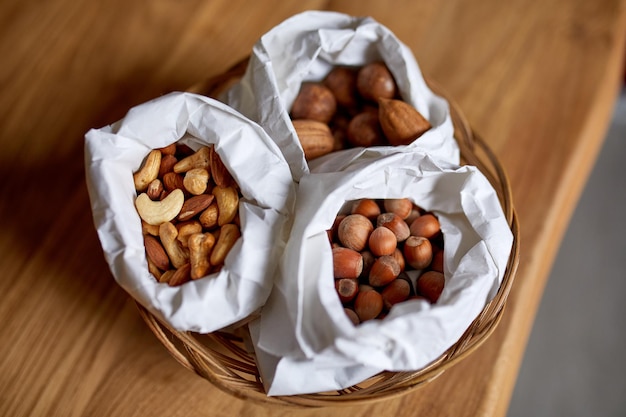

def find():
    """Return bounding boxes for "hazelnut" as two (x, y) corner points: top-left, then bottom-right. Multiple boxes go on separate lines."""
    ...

(338, 214), (374, 251)
(291, 82), (337, 123)
(323, 66), (359, 109)
(430, 248), (444, 273)
(354, 289), (384, 321)
(383, 198), (413, 219)
(368, 226), (397, 257)
(376, 212), (410, 242)
(359, 250), (376, 280)
(381, 278), (411, 310)
(409, 213), (441, 239)
(344, 307), (361, 325)
(357, 62), (397, 102)
(391, 248), (406, 272)
(351, 198), (381, 220)
(403, 236), (433, 270)
(332, 247), (363, 279)
(416, 270), (445, 303)
(369, 255), (401, 287)
(346, 111), (385, 147)
(335, 278), (359, 303)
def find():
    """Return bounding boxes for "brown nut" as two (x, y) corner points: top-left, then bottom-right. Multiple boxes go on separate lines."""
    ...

(332, 247), (363, 279)
(162, 172), (185, 193)
(209, 223), (240, 266)
(188, 232), (216, 279)
(354, 289), (383, 322)
(368, 255), (401, 287)
(416, 270), (445, 303)
(198, 202), (219, 230)
(146, 179), (163, 200)
(403, 236), (433, 270)
(159, 221), (190, 269)
(209, 146), (234, 188)
(368, 226), (397, 257)
(323, 66), (359, 109)
(144, 235), (170, 271)
(351, 198), (381, 220)
(376, 212), (410, 242)
(383, 198), (413, 219)
(409, 213), (441, 239)
(178, 194), (214, 222)
(391, 248), (406, 272)
(212, 186), (239, 226)
(158, 154), (178, 178)
(337, 214), (374, 252)
(357, 62), (397, 102)
(344, 307), (361, 326)
(430, 248), (444, 273)
(168, 263), (191, 287)
(291, 82), (337, 123)
(335, 278), (359, 303)
(293, 119), (335, 161)
(381, 278), (411, 310)
(133, 149), (162, 192)
(346, 111), (385, 147)
(183, 168), (209, 195)
(173, 146), (211, 173)
(378, 98), (431, 146)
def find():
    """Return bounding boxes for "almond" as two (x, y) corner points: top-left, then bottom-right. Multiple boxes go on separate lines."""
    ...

(177, 194), (215, 222)
(209, 146), (234, 188)
(144, 235), (170, 271)
(378, 98), (431, 146)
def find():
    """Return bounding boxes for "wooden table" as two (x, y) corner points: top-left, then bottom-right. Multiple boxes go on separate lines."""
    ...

(1, 1), (624, 416)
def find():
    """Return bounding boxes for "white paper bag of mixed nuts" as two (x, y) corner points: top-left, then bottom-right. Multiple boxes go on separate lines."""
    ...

(85, 92), (296, 333)
(224, 10), (459, 181)
(250, 149), (513, 396)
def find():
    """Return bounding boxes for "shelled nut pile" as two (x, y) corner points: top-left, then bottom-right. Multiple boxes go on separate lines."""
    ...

(133, 143), (241, 286)
(290, 62), (432, 160)
(329, 198), (445, 324)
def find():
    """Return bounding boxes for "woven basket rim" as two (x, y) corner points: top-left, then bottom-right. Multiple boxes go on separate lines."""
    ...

(136, 57), (521, 408)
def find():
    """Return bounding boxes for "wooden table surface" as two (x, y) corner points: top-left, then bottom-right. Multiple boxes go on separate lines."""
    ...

(1, 1), (624, 416)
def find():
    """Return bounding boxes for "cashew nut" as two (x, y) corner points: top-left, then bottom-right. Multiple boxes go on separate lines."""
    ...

(212, 186), (239, 226)
(135, 188), (184, 226)
(199, 202), (219, 230)
(158, 221), (189, 268)
(210, 223), (240, 266)
(188, 233), (216, 279)
(173, 146), (210, 173)
(133, 149), (162, 191)
(176, 220), (203, 247)
(183, 168), (210, 195)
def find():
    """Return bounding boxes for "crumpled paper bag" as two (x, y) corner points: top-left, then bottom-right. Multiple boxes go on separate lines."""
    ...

(225, 10), (458, 181)
(250, 149), (513, 395)
(84, 92), (296, 333)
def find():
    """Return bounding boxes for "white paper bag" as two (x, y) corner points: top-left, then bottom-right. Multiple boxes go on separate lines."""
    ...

(225, 10), (458, 181)
(251, 150), (513, 395)
(84, 92), (296, 333)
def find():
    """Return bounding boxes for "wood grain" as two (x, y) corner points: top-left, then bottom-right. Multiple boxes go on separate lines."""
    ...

(0, 0), (624, 416)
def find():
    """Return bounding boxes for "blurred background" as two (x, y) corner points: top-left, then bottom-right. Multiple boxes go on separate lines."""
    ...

(508, 88), (626, 417)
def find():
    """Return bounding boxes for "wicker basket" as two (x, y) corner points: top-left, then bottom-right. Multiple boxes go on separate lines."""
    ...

(135, 58), (520, 408)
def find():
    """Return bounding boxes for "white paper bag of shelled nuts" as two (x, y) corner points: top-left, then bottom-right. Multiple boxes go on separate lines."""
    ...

(224, 10), (458, 181)
(249, 150), (513, 396)
(84, 92), (296, 333)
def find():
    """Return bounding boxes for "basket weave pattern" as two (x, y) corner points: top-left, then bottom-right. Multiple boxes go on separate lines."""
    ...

(135, 59), (520, 407)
